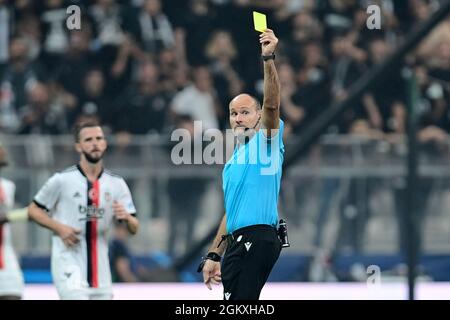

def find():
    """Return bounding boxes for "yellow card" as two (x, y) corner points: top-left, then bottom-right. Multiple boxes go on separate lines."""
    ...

(253, 11), (267, 32)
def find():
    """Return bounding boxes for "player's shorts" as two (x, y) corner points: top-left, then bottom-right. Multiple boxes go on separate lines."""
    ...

(52, 248), (112, 300)
(0, 267), (24, 297)
(53, 262), (113, 300)
(56, 286), (113, 300)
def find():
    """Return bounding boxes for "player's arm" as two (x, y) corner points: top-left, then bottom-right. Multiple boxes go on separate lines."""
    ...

(28, 202), (80, 247)
(113, 201), (139, 235)
(124, 214), (139, 235)
(208, 214), (228, 256)
(114, 179), (139, 235)
(201, 214), (227, 290)
(3, 207), (28, 223)
(260, 29), (281, 133)
(0, 182), (26, 224)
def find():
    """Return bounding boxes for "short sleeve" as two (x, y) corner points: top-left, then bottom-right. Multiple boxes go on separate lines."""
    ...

(259, 119), (285, 154)
(278, 119), (285, 141)
(117, 178), (137, 215)
(33, 173), (61, 211)
(260, 119), (284, 139)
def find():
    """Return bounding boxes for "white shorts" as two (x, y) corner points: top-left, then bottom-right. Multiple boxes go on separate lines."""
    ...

(0, 268), (24, 297)
(56, 287), (113, 300)
(52, 255), (112, 300)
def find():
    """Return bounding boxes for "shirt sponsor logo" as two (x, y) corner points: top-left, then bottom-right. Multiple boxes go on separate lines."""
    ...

(78, 205), (105, 221)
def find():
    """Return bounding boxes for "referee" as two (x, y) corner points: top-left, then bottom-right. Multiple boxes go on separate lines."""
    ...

(199, 29), (284, 300)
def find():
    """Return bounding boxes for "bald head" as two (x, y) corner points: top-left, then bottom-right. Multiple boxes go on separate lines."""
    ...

(229, 94), (260, 111)
(229, 93), (262, 135)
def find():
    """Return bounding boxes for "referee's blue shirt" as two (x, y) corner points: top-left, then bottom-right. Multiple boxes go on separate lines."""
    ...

(223, 119), (285, 233)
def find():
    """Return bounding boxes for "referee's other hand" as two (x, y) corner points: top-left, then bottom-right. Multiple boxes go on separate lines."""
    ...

(202, 260), (222, 290)
(57, 224), (81, 247)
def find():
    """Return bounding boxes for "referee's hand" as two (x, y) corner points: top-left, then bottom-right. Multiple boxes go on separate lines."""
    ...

(202, 260), (222, 290)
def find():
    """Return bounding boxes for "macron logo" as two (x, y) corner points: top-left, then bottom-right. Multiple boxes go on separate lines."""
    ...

(73, 192), (81, 198)
(244, 242), (252, 251)
(224, 292), (231, 300)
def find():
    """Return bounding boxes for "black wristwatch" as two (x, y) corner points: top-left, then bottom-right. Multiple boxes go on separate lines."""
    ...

(262, 53), (275, 61)
(197, 252), (222, 273)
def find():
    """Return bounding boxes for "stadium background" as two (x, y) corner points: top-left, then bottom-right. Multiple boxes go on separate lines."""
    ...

(1, 0), (450, 299)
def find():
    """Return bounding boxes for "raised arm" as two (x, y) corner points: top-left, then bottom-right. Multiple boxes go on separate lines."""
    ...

(260, 29), (281, 131)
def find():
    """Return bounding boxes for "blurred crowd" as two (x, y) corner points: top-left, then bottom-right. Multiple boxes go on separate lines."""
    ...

(1, 0), (450, 280)
(0, 0), (448, 140)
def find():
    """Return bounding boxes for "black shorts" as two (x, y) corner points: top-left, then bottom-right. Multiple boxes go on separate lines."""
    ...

(221, 224), (281, 300)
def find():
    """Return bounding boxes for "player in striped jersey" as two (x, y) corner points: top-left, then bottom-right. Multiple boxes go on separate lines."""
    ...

(28, 122), (139, 300)
(0, 144), (25, 299)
